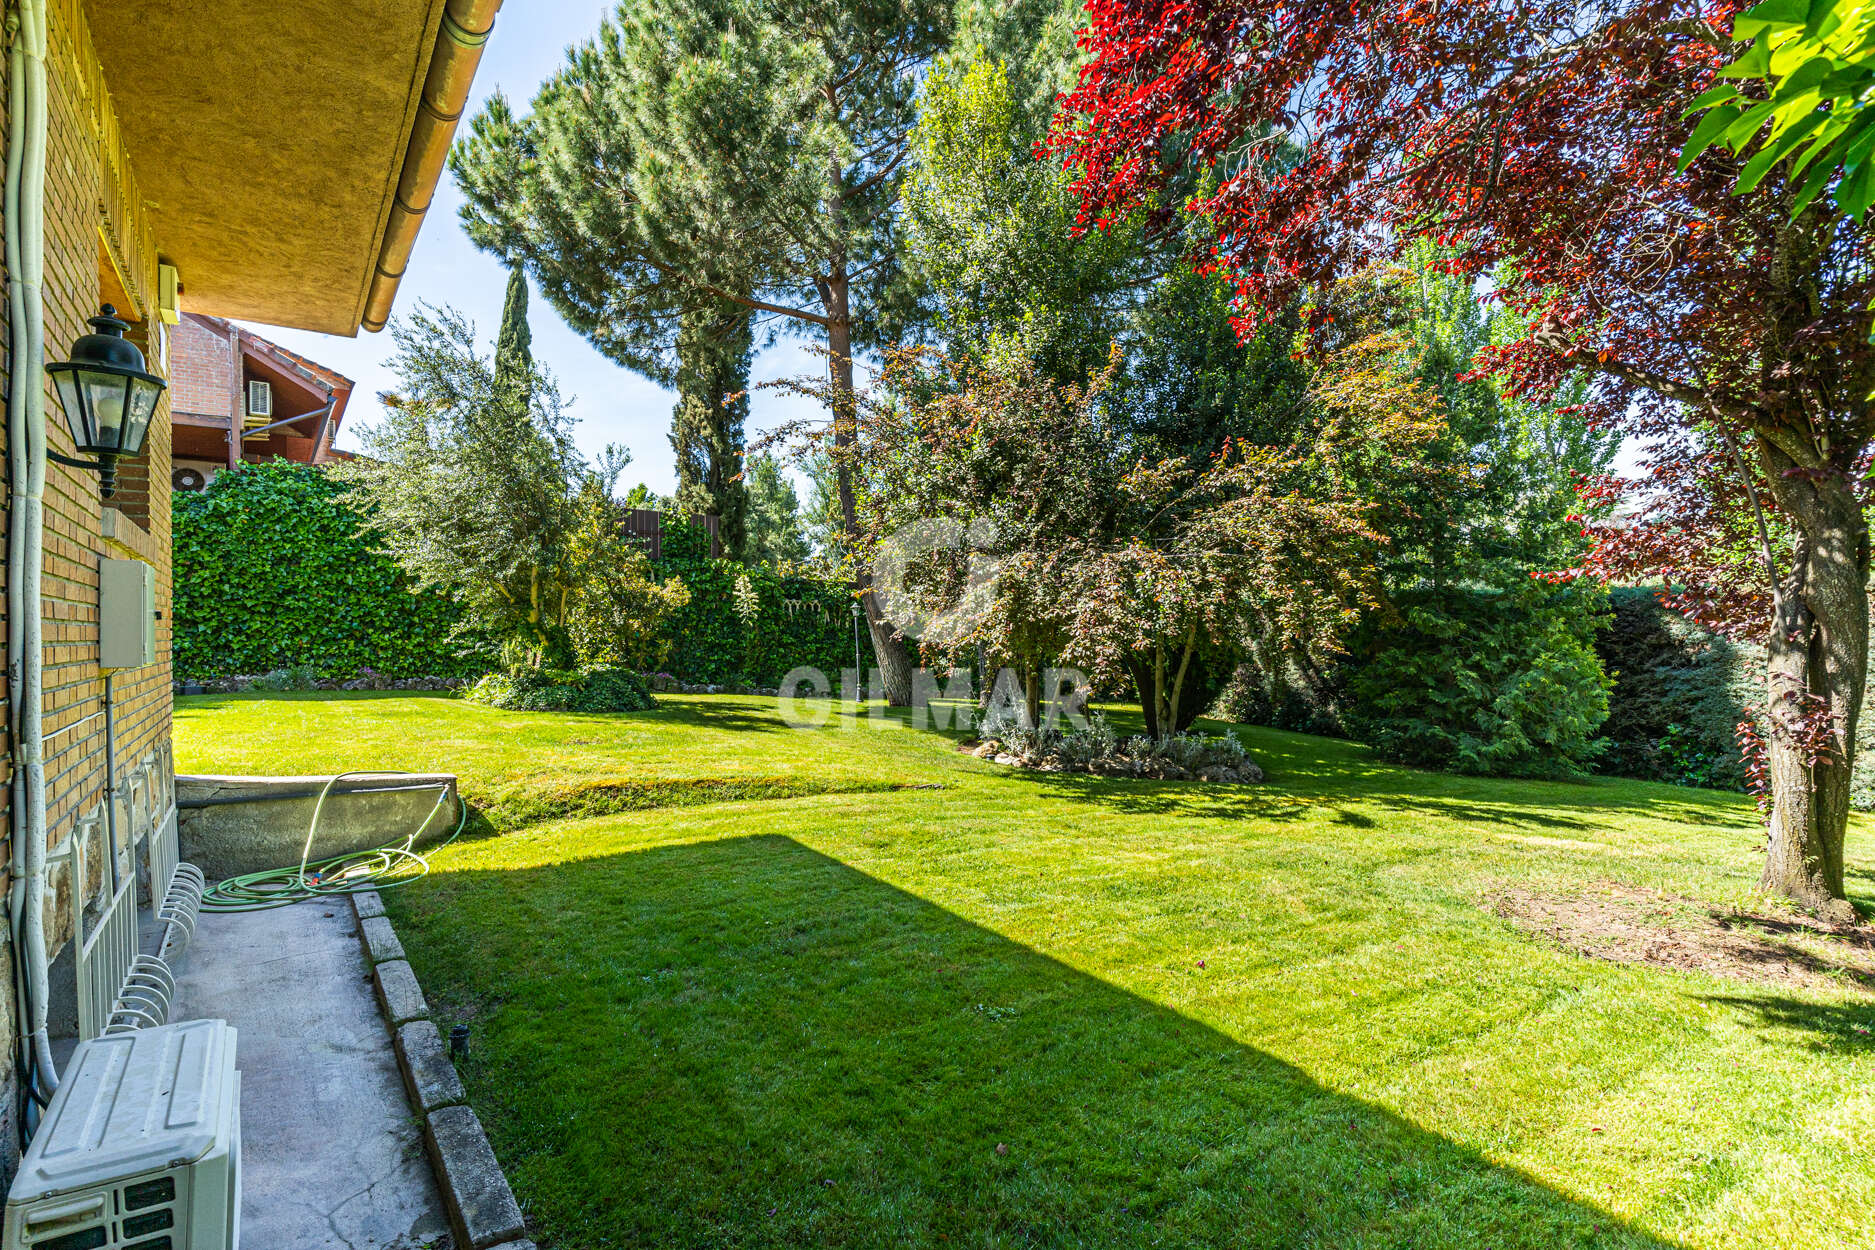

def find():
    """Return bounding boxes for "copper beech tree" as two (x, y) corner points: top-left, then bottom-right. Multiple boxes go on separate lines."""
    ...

(1055, 0), (1875, 919)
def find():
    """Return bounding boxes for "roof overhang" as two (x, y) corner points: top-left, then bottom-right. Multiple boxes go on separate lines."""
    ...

(85, 0), (499, 337)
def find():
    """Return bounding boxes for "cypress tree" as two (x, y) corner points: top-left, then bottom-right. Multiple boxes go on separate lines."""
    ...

(493, 266), (533, 406)
(669, 302), (752, 559)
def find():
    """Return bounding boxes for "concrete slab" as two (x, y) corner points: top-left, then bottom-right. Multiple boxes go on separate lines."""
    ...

(174, 901), (450, 1250)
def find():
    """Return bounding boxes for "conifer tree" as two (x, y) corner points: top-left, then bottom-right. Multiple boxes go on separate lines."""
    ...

(493, 266), (533, 407)
(669, 305), (752, 559)
(453, 0), (960, 704)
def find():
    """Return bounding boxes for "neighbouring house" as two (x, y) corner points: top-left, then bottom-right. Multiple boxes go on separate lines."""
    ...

(169, 313), (356, 491)
(0, 0), (496, 1196)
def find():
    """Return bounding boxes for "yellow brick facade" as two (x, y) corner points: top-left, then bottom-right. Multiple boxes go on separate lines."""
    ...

(0, 0), (176, 1166)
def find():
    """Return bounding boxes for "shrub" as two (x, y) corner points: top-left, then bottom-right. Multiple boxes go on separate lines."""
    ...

(976, 713), (1262, 781)
(1593, 586), (1756, 790)
(247, 663), (322, 692)
(173, 461), (484, 679)
(567, 501), (691, 672)
(462, 666), (656, 714)
(1345, 580), (1611, 779)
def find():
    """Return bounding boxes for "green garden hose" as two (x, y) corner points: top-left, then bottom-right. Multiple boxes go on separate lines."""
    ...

(199, 771), (468, 912)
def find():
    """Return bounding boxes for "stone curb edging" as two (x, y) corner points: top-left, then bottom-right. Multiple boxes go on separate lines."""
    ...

(350, 889), (532, 1250)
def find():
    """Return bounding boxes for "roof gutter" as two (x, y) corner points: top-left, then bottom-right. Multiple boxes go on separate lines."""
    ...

(362, 0), (501, 333)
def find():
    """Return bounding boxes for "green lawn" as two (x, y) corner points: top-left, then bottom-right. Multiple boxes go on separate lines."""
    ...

(176, 692), (1875, 1250)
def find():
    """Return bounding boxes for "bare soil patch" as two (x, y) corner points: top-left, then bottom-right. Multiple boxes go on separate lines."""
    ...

(1490, 882), (1875, 995)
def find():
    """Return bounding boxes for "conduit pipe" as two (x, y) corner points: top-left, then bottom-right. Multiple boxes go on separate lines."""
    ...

(3, 0), (56, 1097)
(4, 5), (32, 1124)
(362, 0), (501, 332)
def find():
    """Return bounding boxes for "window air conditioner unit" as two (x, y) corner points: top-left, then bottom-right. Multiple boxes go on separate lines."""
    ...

(4, 1019), (241, 1250)
(245, 381), (271, 421)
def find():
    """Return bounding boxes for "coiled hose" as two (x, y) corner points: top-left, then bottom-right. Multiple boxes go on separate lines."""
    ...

(200, 771), (467, 912)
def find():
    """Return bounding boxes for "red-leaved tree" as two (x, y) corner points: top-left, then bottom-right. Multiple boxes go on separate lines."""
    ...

(1054, 0), (1875, 919)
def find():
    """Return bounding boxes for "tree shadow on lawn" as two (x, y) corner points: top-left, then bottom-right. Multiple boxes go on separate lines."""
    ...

(987, 715), (1758, 838)
(1015, 761), (1749, 841)
(1698, 994), (1875, 1055)
(414, 835), (1674, 1250)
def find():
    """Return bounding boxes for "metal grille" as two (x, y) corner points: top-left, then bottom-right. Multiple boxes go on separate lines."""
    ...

(74, 870), (138, 1042)
(147, 801), (179, 909)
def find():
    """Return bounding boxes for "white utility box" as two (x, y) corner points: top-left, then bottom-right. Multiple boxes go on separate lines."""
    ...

(4, 1018), (241, 1250)
(99, 558), (157, 671)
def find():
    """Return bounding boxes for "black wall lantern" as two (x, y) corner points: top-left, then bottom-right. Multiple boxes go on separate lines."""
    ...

(45, 304), (166, 497)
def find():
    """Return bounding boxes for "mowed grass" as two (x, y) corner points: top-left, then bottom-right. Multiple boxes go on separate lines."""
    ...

(176, 692), (1875, 1249)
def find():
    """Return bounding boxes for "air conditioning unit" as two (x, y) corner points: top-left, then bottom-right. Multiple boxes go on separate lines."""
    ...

(4, 1019), (240, 1250)
(244, 381), (271, 421)
(173, 467), (207, 493)
(157, 264), (182, 325)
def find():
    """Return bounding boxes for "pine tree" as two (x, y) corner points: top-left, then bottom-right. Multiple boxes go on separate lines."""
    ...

(453, 0), (962, 705)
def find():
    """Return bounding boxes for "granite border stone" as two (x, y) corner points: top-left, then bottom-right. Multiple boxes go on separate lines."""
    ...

(350, 889), (528, 1249)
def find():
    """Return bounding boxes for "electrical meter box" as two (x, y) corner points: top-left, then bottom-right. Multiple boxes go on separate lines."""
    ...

(99, 558), (157, 670)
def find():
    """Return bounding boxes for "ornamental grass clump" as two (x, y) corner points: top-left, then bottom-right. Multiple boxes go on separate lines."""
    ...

(972, 713), (1262, 783)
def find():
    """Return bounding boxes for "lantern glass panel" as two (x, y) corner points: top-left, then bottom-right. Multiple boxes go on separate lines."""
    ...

(123, 378), (162, 451)
(51, 373), (89, 446)
(86, 373), (130, 447)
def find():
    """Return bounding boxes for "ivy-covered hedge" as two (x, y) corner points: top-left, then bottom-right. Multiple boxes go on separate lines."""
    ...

(652, 517), (852, 684)
(1592, 586), (1875, 806)
(177, 487), (853, 689)
(173, 462), (484, 679)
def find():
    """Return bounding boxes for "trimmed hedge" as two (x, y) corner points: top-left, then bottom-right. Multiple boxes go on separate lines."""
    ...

(177, 484), (856, 691)
(173, 462), (484, 679)
(652, 517), (853, 685)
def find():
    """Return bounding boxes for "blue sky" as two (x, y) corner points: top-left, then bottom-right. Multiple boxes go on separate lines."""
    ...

(239, 2), (824, 497)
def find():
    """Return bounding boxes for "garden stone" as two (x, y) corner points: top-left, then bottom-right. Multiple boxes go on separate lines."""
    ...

(373, 959), (429, 1027)
(425, 1104), (526, 1249)
(396, 1019), (466, 1112)
(360, 916), (405, 964)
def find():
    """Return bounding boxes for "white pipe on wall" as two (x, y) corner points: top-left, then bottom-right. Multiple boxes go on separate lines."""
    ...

(4, 6), (32, 1112)
(4, 0), (56, 1096)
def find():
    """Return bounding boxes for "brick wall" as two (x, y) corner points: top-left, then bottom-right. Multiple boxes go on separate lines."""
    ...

(0, 0), (178, 1172)
(169, 313), (232, 419)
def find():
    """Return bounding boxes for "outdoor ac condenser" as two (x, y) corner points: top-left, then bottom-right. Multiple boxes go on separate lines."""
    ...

(4, 1019), (240, 1250)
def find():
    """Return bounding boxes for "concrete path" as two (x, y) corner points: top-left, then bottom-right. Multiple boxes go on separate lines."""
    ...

(175, 900), (451, 1249)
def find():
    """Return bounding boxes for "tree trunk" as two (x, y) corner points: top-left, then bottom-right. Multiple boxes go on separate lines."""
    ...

(1129, 653), (1163, 740)
(824, 265), (913, 706)
(1759, 466), (1866, 923)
